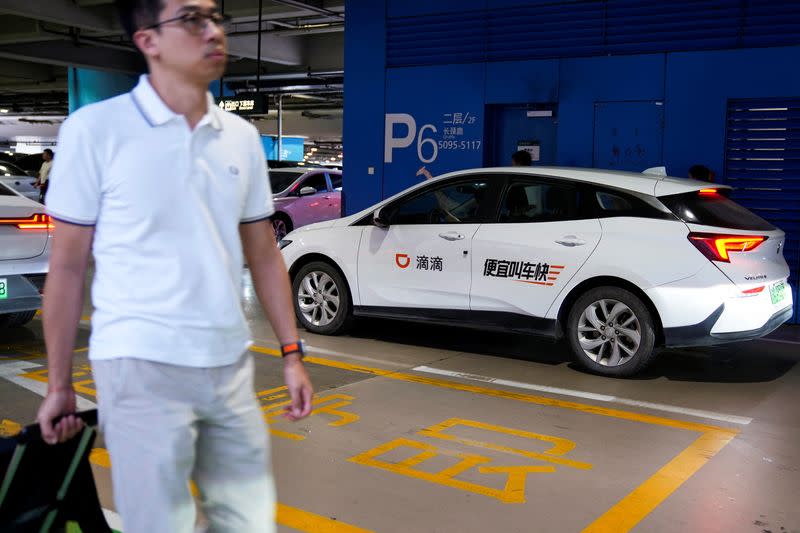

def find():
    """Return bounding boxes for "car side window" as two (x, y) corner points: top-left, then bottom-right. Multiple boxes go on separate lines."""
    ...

(499, 182), (578, 223)
(329, 173), (342, 191)
(591, 188), (675, 220)
(596, 191), (633, 212)
(390, 180), (491, 225)
(299, 173), (328, 194)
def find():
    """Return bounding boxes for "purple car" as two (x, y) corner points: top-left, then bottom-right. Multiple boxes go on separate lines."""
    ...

(269, 168), (342, 240)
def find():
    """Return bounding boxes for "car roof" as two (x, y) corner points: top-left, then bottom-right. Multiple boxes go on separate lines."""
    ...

(268, 166), (339, 174)
(433, 166), (728, 196)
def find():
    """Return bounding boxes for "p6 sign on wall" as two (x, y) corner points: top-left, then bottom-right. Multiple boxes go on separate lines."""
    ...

(382, 64), (486, 197)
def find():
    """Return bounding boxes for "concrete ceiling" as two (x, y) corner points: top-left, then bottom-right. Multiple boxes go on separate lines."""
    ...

(0, 0), (345, 116)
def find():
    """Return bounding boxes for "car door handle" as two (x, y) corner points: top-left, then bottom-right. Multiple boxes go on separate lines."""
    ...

(439, 232), (465, 241)
(555, 236), (587, 247)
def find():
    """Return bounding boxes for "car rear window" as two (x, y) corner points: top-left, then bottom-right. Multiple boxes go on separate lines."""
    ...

(659, 190), (775, 231)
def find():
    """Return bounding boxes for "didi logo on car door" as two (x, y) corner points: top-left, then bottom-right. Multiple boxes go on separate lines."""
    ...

(395, 253), (411, 269)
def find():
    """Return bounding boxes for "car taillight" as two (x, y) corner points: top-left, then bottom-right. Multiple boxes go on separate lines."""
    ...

(0, 214), (55, 230)
(688, 233), (767, 262)
(699, 188), (718, 195)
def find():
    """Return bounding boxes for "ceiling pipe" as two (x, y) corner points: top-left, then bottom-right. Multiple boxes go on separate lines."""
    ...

(267, 0), (344, 20)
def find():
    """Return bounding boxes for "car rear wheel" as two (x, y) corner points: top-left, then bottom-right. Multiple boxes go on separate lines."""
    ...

(292, 261), (352, 335)
(566, 287), (657, 377)
(272, 214), (292, 241)
(0, 310), (37, 329)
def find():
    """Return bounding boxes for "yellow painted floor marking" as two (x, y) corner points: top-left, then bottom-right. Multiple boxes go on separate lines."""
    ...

(351, 437), (542, 503)
(33, 310), (91, 322)
(258, 385), (359, 441)
(276, 503), (373, 533)
(0, 419), (22, 437)
(251, 343), (737, 529)
(351, 417), (588, 503)
(419, 418), (592, 470)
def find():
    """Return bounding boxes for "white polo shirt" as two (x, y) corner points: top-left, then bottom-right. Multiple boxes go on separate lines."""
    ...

(46, 75), (274, 367)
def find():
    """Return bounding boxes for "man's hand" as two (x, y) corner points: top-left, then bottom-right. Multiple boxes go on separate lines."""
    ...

(283, 354), (313, 421)
(37, 387), (84, 445)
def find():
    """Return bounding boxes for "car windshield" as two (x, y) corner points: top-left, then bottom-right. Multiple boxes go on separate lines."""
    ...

(269, 170), (303, 193)
(0, 161), (27, 176)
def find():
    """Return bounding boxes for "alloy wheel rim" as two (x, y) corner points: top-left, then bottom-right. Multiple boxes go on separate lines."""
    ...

(297, 271), (340, 327)
(577, 299), (641, 367)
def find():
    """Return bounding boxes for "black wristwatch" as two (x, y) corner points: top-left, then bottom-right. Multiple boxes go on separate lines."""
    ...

(280, 340), (306, 359)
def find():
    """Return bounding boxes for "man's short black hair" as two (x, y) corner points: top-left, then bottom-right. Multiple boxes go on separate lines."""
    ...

(689, 164), (712, 182)
(511, 150), (532, 166)
(116, 0), (164, 40)
(43, 149), (54, 156)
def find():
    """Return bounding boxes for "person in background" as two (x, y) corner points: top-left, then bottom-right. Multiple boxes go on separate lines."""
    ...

(34, 149), (54, 204)
(689, 164), (715, 183)
(511, 150), (532, 166)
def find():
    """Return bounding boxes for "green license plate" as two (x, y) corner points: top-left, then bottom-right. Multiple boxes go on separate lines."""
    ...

(0, 278), (7, 300)
(770, 281), (785, 305)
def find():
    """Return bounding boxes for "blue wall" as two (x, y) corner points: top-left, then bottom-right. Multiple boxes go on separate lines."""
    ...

(68, 68), (138, 113)
(344, 0), (800, 215)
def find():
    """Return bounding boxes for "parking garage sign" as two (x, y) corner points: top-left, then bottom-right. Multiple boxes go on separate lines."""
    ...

(216, 95), (267, 116)
(385, 111), (482, 164)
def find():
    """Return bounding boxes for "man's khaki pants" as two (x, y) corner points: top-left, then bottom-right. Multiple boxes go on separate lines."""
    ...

(92, 354), (275, 533)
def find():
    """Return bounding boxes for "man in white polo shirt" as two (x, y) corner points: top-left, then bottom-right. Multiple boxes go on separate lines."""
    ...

(36, 1), (313, 531)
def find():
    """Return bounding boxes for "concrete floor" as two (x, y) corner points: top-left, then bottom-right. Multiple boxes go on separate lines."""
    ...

(1, 270), (799, 533)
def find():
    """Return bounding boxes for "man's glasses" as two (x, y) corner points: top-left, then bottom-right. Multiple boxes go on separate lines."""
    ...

(144, 11), (233, 36)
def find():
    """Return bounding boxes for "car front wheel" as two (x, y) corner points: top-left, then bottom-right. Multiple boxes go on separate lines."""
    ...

(292, 261), (352, 335)
(272, 214), (292, 241)
(566, 287), (657, 377)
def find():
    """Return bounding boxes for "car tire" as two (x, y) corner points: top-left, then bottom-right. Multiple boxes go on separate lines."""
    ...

(271, 213), (293, 241)
(0, 310), (37, 329)
(292, 261), (352, 335)
(566, 287), (657, 377)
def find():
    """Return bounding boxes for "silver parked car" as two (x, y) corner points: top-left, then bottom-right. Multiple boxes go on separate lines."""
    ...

(0, 160), (40, 202)
(0, 182), (51, 328)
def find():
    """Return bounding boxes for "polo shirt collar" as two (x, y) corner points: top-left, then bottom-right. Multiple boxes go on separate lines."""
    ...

(131, 74), (222, 131)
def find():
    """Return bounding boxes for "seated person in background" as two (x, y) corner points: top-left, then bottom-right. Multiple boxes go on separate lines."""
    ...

(511, 150), (532, 166)
(689, 164), (715, 183)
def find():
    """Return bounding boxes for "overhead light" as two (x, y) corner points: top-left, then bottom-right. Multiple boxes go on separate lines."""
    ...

(0, 109), (8, 114)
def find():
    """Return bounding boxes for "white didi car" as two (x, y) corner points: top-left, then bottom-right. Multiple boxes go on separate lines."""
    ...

(279, 167), (794, 377)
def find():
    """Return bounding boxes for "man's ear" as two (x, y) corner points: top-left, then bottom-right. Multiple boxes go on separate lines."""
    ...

(133, 29), (159, 60)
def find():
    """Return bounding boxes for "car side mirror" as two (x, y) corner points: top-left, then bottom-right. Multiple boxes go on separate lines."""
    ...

(373, 207), (390, 228)
(299, 186), (316, 196)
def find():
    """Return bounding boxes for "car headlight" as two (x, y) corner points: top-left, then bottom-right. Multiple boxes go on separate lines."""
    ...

(278, 239), (293, 250)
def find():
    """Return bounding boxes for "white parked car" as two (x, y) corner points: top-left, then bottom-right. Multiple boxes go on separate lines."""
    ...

(0, 160), (39, 202)
(0, 182), (51, 328)
(279, 167), (794, 377)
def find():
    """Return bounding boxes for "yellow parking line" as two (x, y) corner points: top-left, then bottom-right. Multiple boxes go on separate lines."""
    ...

(582, 430), (736, 532)
(276, 504), (373, 533)
(33, 311), (92, 322)
(250, 344), (730, 434)
(250, 343), (737, 531)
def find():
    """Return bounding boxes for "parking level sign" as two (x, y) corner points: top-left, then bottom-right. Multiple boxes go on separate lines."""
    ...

(0, 278), (7, 299)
